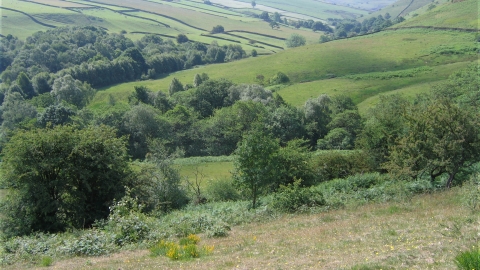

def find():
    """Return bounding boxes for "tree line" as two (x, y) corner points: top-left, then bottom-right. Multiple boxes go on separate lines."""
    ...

(0, 26), (246, 91)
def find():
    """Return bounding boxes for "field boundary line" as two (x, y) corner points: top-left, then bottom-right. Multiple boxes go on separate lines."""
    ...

(0, 6), (57, 28)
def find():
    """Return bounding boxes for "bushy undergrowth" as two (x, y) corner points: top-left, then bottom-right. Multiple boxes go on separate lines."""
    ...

(149, 234), (214, 260)
(0, 172), (439, 266)
(454, 246), (480, 270)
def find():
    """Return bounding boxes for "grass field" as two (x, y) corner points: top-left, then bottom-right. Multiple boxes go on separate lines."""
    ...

(0, 9), (54, 39)
(278, 60), (472, 108)
(174, 156), (234, 187)
(230, 0), (369, 20)
(365, 0), (434, 19)
(23, 188), (478, 269)
(394, 0), (480, 29)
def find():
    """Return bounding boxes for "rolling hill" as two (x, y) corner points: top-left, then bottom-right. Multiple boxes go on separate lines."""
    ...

(90, 0), (478, 113)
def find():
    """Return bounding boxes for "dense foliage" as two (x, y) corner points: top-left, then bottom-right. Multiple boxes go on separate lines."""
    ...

(0, 125), (131, 237)
(0, 27), (246, 90)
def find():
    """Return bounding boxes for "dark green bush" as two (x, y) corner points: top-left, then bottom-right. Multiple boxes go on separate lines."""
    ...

(66, 230), (115, 256)
(312, 150), (372, 182)
(204, 178), (241, 202)
(270, 180), (325, 213)
(454, 247), (480, 270)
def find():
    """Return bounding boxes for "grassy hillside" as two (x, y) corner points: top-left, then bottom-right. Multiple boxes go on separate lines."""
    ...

(393, 0), (480, 29)
(1, 0), (325, 53)
(90, 28), (477, 110)
(18, 188), (478, 269)
(365, 0), (437, 19)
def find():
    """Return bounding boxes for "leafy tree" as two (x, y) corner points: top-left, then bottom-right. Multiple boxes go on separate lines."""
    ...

(129, 85), (152, 105)
(265, 105), (306, 145)
(269, 72), (290, 85)
(152, 91), (172, 113)
(122, 104), (171, 159)
(193, 73), (203, 87)
(0, 125), (131, 237)
(269, 21), (280, 29)
(233, 129), (280, 208)
(384, 97), (480, 187)
(227, 84), (272, 105)
(32, 72), (52, 94)
(190, 79), (234, 118)
(357, 94), (409, 170)
(275, 139), (315, 188)
(304, 94), (332, 147)
(272, 12), (281, 22)
(201, 100), (267, 156)
(169, 77), (184, 96)
(17, 72), (36, 99)
(211, 25), (225, 34)
(37, 104), (75, 128)
(51, 75), (95, 109)
(251, 49), (258, 57)
(285, 34), (306, 48)
(251, 0), (256, 8)
(176, 34), (189, 44)
(0, 92), (37, 131)
(259, 11), (270, 21)
(130, 143), (189, 213)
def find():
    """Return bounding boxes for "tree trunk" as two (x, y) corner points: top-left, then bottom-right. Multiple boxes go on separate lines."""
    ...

(446, 171), (457, 188)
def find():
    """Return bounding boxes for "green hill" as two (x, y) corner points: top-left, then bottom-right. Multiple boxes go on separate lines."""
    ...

(392, 0), (480, 29)
(90, 0), (478, 111)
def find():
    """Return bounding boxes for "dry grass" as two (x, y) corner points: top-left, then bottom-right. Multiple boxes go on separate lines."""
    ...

(18, 188), (478, 270)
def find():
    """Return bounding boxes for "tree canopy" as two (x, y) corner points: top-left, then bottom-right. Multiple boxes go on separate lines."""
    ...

(0, 125), (131, 237)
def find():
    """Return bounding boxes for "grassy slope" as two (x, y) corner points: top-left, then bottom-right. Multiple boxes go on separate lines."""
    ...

(364, 0), (434, 19)
(234, 0), (369, 19)
(90, 28), (477, 110)
(393, 0), (480, 29)
(30, 188), (478, 269)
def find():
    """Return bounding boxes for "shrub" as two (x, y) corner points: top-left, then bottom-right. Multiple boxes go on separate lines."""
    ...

(312, 150), (371, 182)
(270, 180), (325, 213)
(269, 72), (290, 85)
(462, 174), (480, 212)
(66, 230), (115, 256)
(150, 234), (214, 260)
(285, 33), (306, 48)
(211, 25), (224, 34)
(454, 246), (480, 270)
(103, 195), (151, 246)
(205, 178), (241, 202)
(39, 256), (53, 267)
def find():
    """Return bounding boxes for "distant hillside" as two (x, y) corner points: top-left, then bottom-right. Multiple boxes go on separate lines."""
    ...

(364, 0), (438, 19)
(392, 0), (480, 29)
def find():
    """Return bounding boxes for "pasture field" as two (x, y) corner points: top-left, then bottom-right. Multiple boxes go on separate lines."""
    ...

(28, 0), (90, 8)
(278, 61), (472, 108)
(394, 0), (480, 29)
(24, 188), (478, 269)
(91, 0), (323, 41)
(79, 9), (175, 36)
(148, 0), (249, 19)
(356, 80), (447, 114)
(0, 9), (54, 39)
(364, 0), (434, 19)
(66, 0), (131, 11)
(177, 161), (234, 187)
(91, 29), (477, 110)
(225, 0), (368, 20)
